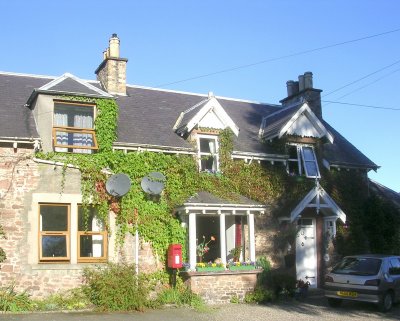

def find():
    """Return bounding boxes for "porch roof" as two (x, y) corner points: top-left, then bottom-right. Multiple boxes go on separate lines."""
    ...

(176, 191), (267, 215)
(290, 181), (346, 223)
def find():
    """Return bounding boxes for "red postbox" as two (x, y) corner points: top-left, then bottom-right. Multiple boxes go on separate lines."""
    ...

(168, 244), (182, 268)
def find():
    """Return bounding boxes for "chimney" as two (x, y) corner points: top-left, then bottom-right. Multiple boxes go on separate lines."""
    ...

(280, 71), (323, 119)
(95, 34), (128, 96)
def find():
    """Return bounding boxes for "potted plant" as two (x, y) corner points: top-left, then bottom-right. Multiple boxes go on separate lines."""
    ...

(229, 245), (242, 262)
(196, 235), (215, 262)
(295, 279), (310, 299)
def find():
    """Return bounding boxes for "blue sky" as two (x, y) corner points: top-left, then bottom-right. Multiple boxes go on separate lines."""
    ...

(1, 1), (399, 192)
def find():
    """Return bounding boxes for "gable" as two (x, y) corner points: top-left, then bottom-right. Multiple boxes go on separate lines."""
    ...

(286, 112), (326, 137)
(175, 96), (239, 136)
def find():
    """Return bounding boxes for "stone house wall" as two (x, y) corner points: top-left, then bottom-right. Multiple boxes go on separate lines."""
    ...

(182, 270), (261, 304)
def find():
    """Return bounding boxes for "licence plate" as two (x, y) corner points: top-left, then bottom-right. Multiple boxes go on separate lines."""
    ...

(337, 291), (358, 298)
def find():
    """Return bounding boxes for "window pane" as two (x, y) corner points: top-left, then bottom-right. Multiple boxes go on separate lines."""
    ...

(80, 235), (104, 258)
(40, 205), (68, 231)
(54, 104), (94, 129)
(42, 235), (67, 257)
(302, 147), (315, 161)
(304, 161), (318, 177)
(200, 138), (213, 153)
(78, 207), (105, 231)
(201, 155), (216, 171)
(55, 131), (95, 148)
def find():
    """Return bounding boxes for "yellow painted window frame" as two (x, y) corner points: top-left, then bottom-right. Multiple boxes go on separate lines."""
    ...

(53, 100), (98, 151)
(52, 127), (98, 150)
(77, 206), (107, 263)
(39, 203), (70, 262)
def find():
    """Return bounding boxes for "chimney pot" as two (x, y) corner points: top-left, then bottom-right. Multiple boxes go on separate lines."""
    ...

(304, 71), (313, 89)
(286, 80), (295, 97)
(109, 34), (120, 58)
(298, 75), (305, 91)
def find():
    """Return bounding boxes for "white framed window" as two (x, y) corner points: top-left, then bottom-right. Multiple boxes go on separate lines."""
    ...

(53, 100), (98, 154)
(197, 134), (219, 173)
(287, 144), (320, 178)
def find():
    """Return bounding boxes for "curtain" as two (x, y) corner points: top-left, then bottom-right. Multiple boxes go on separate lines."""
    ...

(73, 113), (93, 154)
(54, 112), (68, 152)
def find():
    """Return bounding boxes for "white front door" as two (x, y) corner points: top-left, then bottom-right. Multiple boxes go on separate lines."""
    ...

(296, 218), (317, 288)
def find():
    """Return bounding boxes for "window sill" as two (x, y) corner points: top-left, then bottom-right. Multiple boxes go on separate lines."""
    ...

(32, 263), (107, 271)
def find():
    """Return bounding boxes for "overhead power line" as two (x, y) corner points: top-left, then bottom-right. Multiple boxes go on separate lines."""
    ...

(154, 27), (400, 88)
(330, 67), (400, 101)
(323, 59), (400, 97)
(322, 100), (400, 111)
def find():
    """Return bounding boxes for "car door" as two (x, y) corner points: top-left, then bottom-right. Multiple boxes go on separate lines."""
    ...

(388, 258), (400, 302)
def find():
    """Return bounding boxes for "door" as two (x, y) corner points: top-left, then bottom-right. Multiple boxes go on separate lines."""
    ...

(296, 218), (317, 288)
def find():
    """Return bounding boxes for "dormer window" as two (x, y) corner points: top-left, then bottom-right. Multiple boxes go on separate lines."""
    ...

(53, 101), (98, 153)
(197, 135), (219, 172)
(287, 144), (320, 178)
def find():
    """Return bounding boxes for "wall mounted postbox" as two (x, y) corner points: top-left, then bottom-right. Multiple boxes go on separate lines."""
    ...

(168, 244), (182, 268)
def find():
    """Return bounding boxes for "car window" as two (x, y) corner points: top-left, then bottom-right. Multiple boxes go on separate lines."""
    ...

(332, 257), (382, 276)
(389, 258), (400, 269)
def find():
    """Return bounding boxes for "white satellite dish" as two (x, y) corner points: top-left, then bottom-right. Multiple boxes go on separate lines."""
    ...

(105, 173), (131, 197)
(141, 172), (166, 195)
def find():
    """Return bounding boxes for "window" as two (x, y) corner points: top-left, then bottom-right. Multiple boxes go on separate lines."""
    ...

(287, 144), (320, 178)
(38, 203), (107, 263)
(78, 206), (107, 262)
(39, 204), (70, 261)
(53, 101), (98, 153)
(197, 135), (219, 172)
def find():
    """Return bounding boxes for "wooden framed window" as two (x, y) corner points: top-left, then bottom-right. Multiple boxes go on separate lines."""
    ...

(197, 135), (219, 173)
(53, 101), (98, 153)
(77, 206), (107, 263)
(39, 204), (70, 262)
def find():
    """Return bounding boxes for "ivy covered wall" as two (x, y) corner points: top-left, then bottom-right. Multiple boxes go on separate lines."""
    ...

(35, 96), (400, 266)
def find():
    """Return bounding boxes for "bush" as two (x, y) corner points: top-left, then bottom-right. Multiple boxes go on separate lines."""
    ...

(244, 287), (274, 303)
(33, 288), (90, 311)
(265, 270), (297, 298)
(82, 263), (149, 311)
(0, 285), (33, 312)
(156, 284), (205, 310)
(256, 256), (271, 286)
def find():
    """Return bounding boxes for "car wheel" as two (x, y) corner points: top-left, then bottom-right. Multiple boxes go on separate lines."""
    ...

(327, 298), (342, 308)
(379, 292), (393, 312)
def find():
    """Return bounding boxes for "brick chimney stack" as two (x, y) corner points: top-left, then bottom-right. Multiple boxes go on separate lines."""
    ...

(95, 34), (128, 96)
(280, 72), (323, 119)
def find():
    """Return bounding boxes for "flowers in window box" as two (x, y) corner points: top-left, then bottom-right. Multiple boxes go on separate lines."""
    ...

(196, 235), (215, 262)
(195, 261), (225, 272)
(228, 261), (257, 271)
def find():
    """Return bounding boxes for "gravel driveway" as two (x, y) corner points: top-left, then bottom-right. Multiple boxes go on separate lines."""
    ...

(1, 290), (399, 320)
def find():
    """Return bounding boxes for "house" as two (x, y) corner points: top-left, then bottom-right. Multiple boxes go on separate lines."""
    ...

(0, 34), (393, 303)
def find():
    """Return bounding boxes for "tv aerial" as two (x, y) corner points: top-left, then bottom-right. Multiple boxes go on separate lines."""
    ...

(105, 173), (131, 197)
(140, 172), (166, 195)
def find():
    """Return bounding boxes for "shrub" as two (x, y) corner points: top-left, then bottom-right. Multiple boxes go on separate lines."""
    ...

(244, 287), (274, 303)
(82, 263), (149, 311)
(256, 256), (271, 286)
(33, 288), (90, 311)
(0, 285), (33, 312)
(264, 270), (297, 298)
(156, 285), (205, 310)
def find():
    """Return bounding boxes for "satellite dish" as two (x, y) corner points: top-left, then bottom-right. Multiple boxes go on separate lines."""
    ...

(106, 173), (131, 197)
(141, 172), (166, 195)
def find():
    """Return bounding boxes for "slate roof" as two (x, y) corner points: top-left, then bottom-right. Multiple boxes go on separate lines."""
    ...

(0, 73), (52, 138)
(0, 71), (378, 170)
(369, 180), (400, 208)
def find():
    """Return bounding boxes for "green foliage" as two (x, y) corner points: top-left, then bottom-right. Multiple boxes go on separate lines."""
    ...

(155, 285), (205, 310)
(82, 263), (149, 311)
(263, 270), (297, 298)
(0, 225), (6, 263)
(256, 256), (272, 286)
(32, 288), (90, 311)
(0, 285), (33, 312)
(244, 287), (274, 303)
(230, 294), (240, 303)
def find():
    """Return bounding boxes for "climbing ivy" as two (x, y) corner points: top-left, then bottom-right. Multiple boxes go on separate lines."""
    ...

(35, 97), (400, 264)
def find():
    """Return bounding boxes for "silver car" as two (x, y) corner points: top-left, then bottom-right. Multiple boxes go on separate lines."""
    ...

(324, 254), (400, 312)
